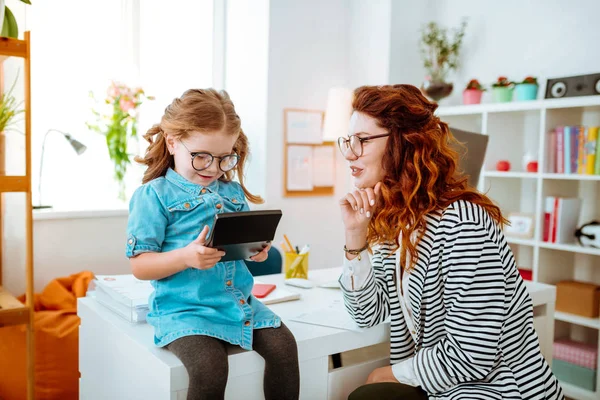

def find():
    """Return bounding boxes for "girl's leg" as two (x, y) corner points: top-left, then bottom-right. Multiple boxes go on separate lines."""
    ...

(166, 335), (229, 400)
(253, 323), (300, 400)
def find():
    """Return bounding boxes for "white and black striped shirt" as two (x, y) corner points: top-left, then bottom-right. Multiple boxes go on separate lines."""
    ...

(340, 200), (564, 399)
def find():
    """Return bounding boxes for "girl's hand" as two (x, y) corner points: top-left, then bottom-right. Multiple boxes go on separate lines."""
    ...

(182, 226), (225, 270)
(339, 182), (382, 233)
(249, 242), (271, 262)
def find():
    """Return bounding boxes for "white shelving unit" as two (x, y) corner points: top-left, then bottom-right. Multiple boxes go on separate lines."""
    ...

(437, 95), (600, 400)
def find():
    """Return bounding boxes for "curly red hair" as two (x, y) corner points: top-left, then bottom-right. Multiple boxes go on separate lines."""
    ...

(353, 84), (506, 269)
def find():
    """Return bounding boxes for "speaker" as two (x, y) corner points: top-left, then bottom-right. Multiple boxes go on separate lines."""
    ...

(545, 73), (600, 99)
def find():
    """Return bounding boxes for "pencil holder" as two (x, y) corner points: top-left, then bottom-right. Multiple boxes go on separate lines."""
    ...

(284, 251), (309, 279)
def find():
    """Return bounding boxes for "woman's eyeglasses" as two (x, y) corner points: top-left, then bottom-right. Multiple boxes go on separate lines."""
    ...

(179, 140), (240, 172)
(337, 133), (390, 158)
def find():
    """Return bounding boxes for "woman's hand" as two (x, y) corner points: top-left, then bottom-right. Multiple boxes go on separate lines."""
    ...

(181, 226), (225, 270)
(339, 182), (382, 233)
(249, 242), (271, 262)
(366, 366), (399, 384)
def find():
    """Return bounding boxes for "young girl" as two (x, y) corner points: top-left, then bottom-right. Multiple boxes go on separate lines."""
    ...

(126, 89), (300, 400)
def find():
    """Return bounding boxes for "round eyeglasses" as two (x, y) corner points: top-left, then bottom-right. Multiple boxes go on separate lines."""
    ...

(337, 133), (390, 158)
(179, 140), (240, 172)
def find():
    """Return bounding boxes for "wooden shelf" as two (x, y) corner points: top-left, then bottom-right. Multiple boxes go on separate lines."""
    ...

(484, 171), (538, 179)
(538, 242), (600, 256)
(541, 173), (600, 181)
(560, 381), (598, 400)
(437, 95), (600, 116)
(0, 285), (29, 326)
(0, 175), (30, 192)
(506, 237), (537, 246)
(555, 311), (600, 330)
(0, 36), (27, 60)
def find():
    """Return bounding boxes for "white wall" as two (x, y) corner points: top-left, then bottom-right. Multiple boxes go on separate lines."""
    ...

(265, 0), (352, 270)
(347, 0), (392, 88)
(225, 0), (270, 198)
(389, 0), (600, 105)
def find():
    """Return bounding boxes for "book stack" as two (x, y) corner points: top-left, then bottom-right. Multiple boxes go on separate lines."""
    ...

(547, 126), (600, 175)
(542, 197), (582, 243)
(92, 274), (153, 323)
(553, 338), (598, 391)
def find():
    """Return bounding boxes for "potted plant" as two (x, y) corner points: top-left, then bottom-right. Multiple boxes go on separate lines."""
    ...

(491, 76), (514, 103)
(87, 81), (153, 200)
(463, 79), (485, 105)
(515, 76), (538, 101)
(0, 73), (24, 175)
(419, 19), (467, 102)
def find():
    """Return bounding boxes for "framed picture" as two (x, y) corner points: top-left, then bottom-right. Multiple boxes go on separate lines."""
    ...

(284, 108), (324, 144)
(504, 212), (535, 238)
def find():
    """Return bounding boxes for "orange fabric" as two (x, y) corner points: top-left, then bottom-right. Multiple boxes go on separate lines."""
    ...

(0, 271), (95, 400)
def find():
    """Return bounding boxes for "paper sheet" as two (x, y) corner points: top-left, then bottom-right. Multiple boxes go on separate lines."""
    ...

(286, 111), (323, 144)
(289, 299), (366, 332)
(287, 145), (313, 191)
(312, 145), (335, 187)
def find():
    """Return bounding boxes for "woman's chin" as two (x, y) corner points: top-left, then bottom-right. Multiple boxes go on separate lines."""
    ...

(353, 176), (375, 189)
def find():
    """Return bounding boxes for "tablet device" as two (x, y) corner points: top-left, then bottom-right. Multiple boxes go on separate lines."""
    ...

(206, 210), (283, 262)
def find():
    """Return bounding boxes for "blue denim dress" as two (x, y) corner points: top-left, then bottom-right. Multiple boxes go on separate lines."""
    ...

(126, 168), (281, 350)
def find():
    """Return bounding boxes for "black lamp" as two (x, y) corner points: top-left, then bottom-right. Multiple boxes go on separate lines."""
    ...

(34, 129), (87, 210)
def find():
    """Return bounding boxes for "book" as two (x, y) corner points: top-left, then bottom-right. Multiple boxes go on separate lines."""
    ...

(547, 130), (556, 173)
(92, 274), (154, 323)
(254, 280), (301, 305)
(584, 126), (597, 175)
(556, 126), (564, 174)
(591, 126), (600, 175)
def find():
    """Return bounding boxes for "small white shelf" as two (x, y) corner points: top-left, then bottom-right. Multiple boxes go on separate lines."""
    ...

(555, 311), (600, 330)
(506, 237), (537, 246)
(437, 95), (600, 117)
(484, 171), (538, 179)
(541, 173), (600, 181)
(538, 242), (600, 257)
(560, 381), (598, 400)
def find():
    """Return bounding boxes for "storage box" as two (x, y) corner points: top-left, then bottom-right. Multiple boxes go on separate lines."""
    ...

(553, 338), (598, 370)
(556, 280), (600, 318)
(552, 358), (597, 392)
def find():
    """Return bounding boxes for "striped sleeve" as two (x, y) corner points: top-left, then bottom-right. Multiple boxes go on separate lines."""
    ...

(413, 220), (505, 394)
(339, 249), (390, 328)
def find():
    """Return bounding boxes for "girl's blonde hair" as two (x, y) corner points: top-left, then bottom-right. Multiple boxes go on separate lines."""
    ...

(135, 88), (262, 204)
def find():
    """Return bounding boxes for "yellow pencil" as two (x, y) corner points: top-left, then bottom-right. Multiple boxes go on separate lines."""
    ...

(280, 241), (292, 253)
(283, 234), (294, 254)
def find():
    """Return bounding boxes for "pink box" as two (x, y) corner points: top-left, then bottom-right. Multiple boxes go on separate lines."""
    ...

(553, 339), (598, 370)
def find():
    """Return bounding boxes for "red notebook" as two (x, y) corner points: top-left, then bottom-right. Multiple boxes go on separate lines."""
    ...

(252, 283), (277, 298)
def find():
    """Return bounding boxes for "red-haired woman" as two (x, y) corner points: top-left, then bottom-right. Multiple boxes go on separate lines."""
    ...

(338, 85), (563, 400)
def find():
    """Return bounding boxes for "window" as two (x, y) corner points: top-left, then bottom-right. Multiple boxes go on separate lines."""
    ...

(28, 0), (215, 210)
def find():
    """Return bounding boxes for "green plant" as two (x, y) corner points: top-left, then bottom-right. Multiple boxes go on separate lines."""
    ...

(492, 76), (514, 88)
(87, 81), (153, 200)
(0, 71), (24, 133)
(1, 0), (31, 39)
(520, 76), (538, 85)
(419, 19), (467, 82)
(465, 79), (485, 91)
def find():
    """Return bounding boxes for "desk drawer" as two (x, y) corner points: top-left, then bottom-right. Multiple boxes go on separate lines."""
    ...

(327, 356), (390, 400)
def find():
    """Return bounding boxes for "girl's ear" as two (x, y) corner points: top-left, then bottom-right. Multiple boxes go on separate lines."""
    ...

(165, 134), (176, 155)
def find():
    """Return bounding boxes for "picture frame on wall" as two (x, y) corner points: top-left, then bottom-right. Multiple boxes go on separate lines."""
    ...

(284, 108), (324, 145)
(504, 212), (535, 239)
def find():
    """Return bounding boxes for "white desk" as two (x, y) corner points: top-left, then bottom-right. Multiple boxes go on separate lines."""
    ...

(78, 268), (556, 400)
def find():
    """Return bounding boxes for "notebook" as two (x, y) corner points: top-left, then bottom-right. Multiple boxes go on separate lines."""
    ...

(254, 281), (301, 305)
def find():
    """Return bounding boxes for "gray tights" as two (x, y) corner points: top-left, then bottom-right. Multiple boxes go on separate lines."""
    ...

(166, 323), (299, 400)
